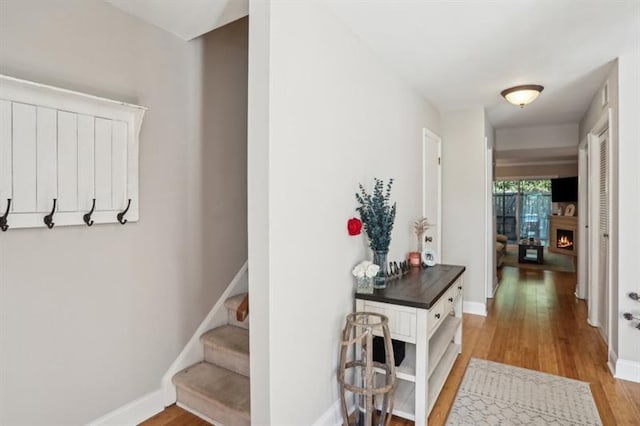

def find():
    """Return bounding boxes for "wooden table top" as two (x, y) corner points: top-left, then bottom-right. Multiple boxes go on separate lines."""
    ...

(355, 264), (465, 309)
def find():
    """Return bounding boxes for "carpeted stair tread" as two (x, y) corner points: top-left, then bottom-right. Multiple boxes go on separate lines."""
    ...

(173, 362), (250, 424)
(201, 325), (250, 377)
(225, 293), (249, 330)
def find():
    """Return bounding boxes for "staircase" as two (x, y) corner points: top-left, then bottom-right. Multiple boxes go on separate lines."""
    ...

(173, 293), (250, 425)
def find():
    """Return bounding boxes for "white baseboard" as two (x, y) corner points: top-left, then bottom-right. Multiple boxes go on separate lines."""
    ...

(312, 398), (355, 426)
(161, 261), (248, 406)
(177, 402), (217, 424)
(463, 301), (487, 317)
(87, 389), (163, 426)
(607, 349), (618, 376)
(615, 358), (640, 383)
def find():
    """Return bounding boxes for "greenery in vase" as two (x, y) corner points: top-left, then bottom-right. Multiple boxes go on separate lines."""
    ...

(355, 178), (397, 252)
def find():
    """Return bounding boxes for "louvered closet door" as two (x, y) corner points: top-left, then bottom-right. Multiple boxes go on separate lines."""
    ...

(598, 130), (609, 341)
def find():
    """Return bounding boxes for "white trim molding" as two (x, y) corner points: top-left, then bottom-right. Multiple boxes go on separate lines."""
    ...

(161, 261), (248, 406)
(312, 399), (344, 426)
(615, 359), (640, 383)
(176, 402), (217, 424)
(607, 349), (618, 377)
(87, 389), (163, 426)
(463, 301), (487, 317)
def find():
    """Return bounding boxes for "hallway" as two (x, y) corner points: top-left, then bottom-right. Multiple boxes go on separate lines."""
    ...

(426, 266), (640, 426)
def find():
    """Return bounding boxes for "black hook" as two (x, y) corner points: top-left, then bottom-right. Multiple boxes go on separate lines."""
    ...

(83, 199), (96, 227)
(43, 199), (57, 229)
(117, 199), (131, 225)
(0, 198), (11, 232)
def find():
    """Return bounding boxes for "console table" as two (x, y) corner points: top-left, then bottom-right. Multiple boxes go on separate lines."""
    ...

(355, 264), (465, 426)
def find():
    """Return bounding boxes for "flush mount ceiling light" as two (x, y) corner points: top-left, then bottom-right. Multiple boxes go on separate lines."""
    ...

(501, 84), (544, 108)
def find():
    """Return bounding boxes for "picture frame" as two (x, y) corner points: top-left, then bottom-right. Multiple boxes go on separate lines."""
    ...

(564, 204), (575, 216)
(422, 248), (437, 267)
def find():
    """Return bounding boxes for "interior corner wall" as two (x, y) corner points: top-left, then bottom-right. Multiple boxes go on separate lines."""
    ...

(442, 108), (487, 307)
(248, 1), (440, 423)
(617, 52), (640, 365)
(0, 1), (248, 424)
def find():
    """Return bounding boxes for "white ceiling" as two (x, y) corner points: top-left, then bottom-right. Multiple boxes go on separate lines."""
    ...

(106, 0), (248, 41)
(325, 0), (640, 129)
(105, 0), (638, 131)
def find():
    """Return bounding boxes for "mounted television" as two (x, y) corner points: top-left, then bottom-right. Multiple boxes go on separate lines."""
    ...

(551, 177), (578, 202)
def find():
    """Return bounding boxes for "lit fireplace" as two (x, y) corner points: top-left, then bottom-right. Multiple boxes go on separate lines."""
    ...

(557, 229), (574, 250)
(549, 215), (577, 257)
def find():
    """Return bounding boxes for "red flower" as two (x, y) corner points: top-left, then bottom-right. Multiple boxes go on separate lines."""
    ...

(347, 218), (362, 236)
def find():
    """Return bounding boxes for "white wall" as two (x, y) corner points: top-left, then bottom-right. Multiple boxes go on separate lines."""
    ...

(247, 0), (271, 422)
(494, 123), (579, 179)
(496, 123), (579, 151)
(616, 52), (640, 366)
(0, 1), (248, 424)
(442, 108), (487, 309)
(579, 51), (640, 373)
(247, 0), (440, 423)
(485, 114), (497, 295)
(495, 163), (578, 179)
(579, 60), (620, 360)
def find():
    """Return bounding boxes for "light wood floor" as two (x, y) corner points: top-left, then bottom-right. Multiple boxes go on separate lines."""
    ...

(142, 266), (640, 426)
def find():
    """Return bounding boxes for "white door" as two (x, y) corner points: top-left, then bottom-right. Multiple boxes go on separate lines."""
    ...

(598, 130), (610, 342)
(422, 128), (442, 257)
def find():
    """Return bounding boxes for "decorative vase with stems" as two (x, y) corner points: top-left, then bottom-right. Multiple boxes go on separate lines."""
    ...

(355, 178), (397, 289)
(410, 217), (431, 267)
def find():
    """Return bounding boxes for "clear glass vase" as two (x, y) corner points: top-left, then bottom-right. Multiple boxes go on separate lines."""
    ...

(373, 250), (388, 289)
(355, 276), (374, 294)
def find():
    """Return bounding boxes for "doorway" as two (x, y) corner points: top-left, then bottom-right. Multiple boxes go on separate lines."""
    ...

(422, 128), (442, 257)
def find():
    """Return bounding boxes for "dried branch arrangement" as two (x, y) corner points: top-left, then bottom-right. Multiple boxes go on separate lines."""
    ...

(413, 217), (431, 251)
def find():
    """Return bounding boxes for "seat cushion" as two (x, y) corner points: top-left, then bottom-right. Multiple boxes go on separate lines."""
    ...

(496, 234), (508, 244)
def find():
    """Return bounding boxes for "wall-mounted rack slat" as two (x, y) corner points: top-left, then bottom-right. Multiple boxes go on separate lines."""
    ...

(0, 75), (147, 230)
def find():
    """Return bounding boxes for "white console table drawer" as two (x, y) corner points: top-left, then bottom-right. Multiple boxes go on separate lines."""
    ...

(361, 300), (417, 344)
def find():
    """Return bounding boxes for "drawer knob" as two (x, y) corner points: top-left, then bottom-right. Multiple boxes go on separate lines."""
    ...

(435, 313), (441, 319)
(448, 297), (453, 302)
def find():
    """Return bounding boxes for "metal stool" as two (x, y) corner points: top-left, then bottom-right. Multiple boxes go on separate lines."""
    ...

(338, 312), (396, 426)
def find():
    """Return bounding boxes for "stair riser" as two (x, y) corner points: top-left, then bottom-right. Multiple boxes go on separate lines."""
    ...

(227, 310), (249, 330)
(176, 386), (250, 426)
(203, 344), (250, 377)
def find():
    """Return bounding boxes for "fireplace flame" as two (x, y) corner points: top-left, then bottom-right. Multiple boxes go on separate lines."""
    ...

(558, 236), (573, 248)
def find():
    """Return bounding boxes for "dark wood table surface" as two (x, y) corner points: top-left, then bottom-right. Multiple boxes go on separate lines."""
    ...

(355, 264), (465, 309)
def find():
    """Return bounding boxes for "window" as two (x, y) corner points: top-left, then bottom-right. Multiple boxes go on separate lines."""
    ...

(494, 180), (552, 245)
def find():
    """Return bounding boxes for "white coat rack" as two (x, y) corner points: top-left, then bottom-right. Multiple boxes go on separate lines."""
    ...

(0, 75), (146, 230)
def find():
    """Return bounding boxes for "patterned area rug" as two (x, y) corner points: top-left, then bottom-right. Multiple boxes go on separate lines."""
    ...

(446, 358), (602, 425)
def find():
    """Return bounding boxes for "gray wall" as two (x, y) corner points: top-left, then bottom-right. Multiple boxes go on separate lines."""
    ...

(0, 1), (247, 424)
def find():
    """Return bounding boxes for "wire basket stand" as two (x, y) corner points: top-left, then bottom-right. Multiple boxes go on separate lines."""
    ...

(338, 312), (396, 426)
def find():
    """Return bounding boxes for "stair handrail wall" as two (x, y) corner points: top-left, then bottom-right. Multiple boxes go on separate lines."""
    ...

(160, 261), (249, 406)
